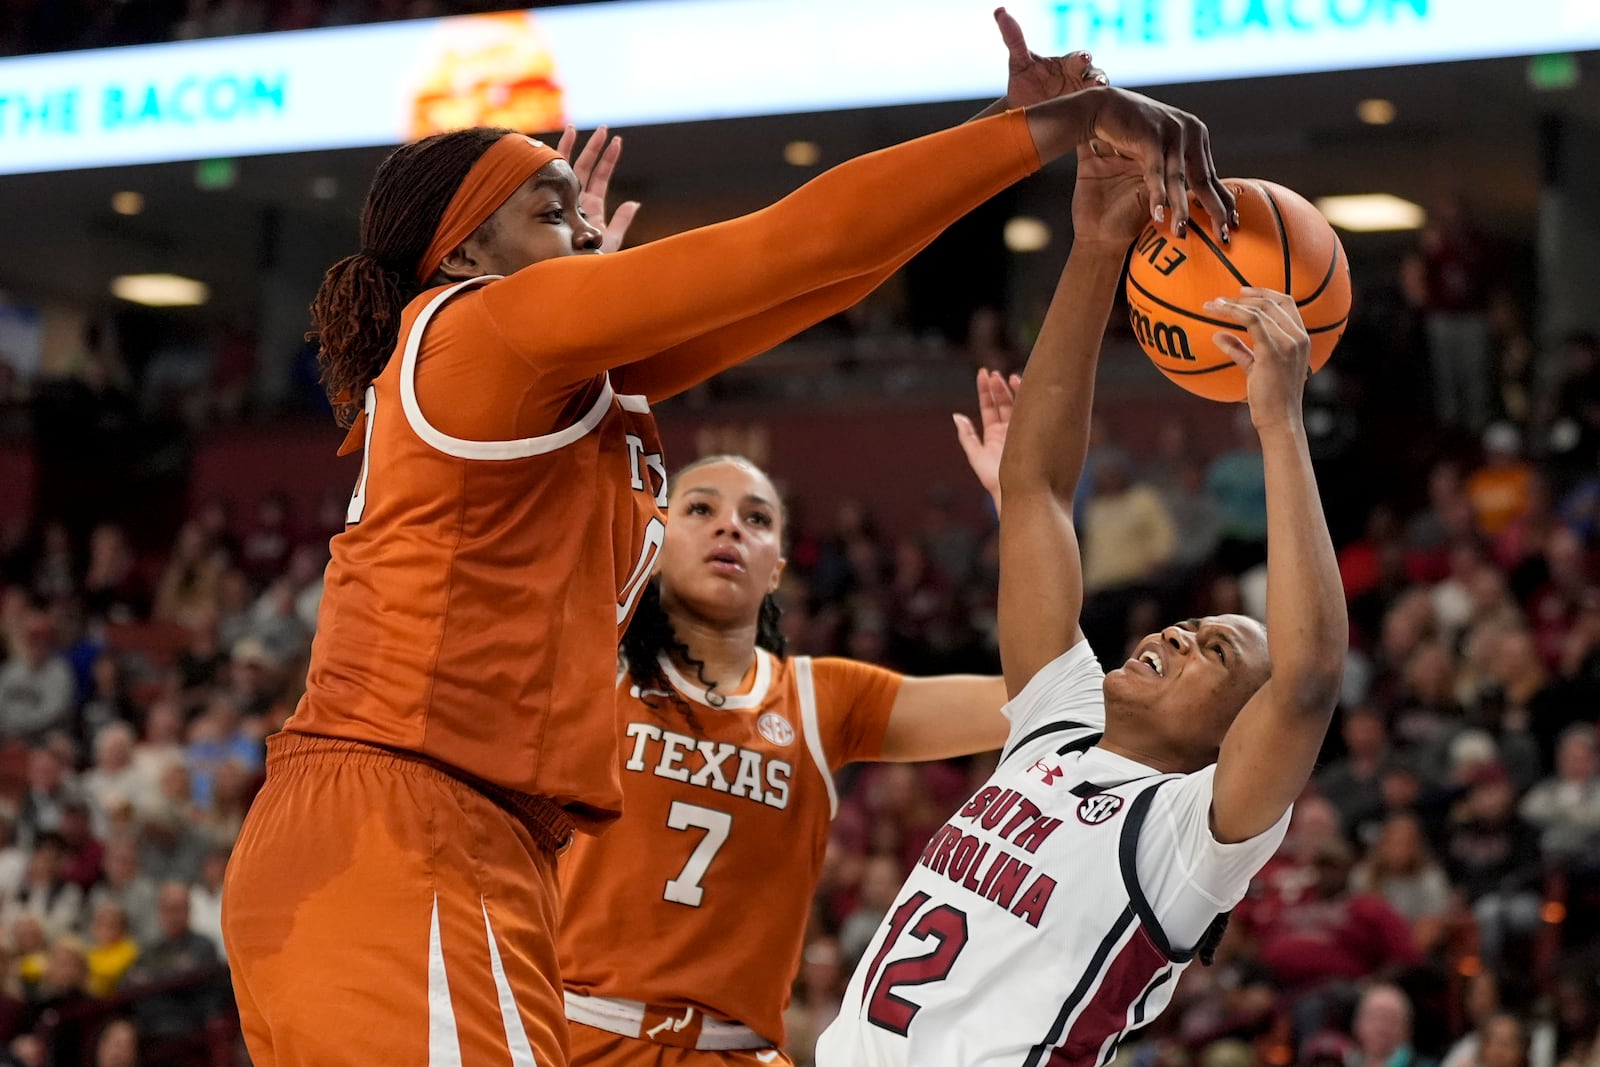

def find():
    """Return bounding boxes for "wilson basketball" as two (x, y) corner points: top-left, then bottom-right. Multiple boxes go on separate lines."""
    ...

(1124, 178), (1351, 403)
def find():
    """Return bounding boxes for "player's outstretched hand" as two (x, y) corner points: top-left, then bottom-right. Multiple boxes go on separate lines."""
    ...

(556, 124), (642, 253)
(994, 6), (1108, 107)
(953, 368), (1022, 511)
(1079, 88), (1234, 240)
(1205, 288), (1311, 431)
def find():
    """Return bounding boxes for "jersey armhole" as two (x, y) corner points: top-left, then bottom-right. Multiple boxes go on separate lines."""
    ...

(1117, 777), (1202, 964)
(793, 656), (839, 819)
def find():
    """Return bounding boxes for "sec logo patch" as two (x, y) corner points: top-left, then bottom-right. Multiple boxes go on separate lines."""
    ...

(1076, 793), (1124, 825)
(757, 712), (795, 746)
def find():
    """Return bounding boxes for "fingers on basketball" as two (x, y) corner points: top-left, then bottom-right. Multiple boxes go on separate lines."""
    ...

(1124, 178), (1352, 403)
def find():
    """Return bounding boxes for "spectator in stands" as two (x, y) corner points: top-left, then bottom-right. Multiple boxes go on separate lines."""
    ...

(128, 702), (183, 810)
(1445, 764), (1544, 963)
(55, 798), (102, 891)
(122, 883), (220, 1040)
(150, 522), (223, 628)
(135, 800), (205, 887)
(238, 493), (291, 586)
(87, 840), (159, 946)
(1207, 410), (1269, 571)
(2, 834), (83, 938)
(1159, 454), (1225, 575)
(184, 694), (260, 811)
(1467, 425), (1535, 540)
(0, 609), (75, 743)
(16, 749), (74, 851)
(1351, 812), (1452, 955)
(76, 653), (135, 756)
(784, 936), (847, 1067)
(222, 636), (284, 719)
(837, 854), (902, 970)
(1519, 725), (1600, 869)
(1541, 332), (1600, 482)
(1416, 195), (1495, 431)
(1319, 706), (1395, 838)
(1254, 835), (1420, 997)
(8, 915), (46, 997)
(92, 1018), (139, 1067)
(187, 846), (225, 961)
(80, 724), (142, 836)
(21, 938), (92, 1066)
(80, 526), (146, 625)
(85, 902), (139, 998)
(0, 818), (23, 902)
(1352, 984), (1434, 1067)
(1080, 453), (1177, 594)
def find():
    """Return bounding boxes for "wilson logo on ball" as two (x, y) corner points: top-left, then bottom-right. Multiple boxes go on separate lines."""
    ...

(1129, 307), (1195, 362)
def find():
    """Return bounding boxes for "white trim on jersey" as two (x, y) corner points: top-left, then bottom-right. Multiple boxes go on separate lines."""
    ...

(398, 275), (617, 461)
(658, 649), (774, 709)
(792, 656), (838, 819)
(427, 895), (463, 1067)
(482, 900), (537, 1067)
(615, 392), (652, 414)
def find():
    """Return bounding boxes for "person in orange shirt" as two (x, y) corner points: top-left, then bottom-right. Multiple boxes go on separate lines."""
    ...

(558, 370), (1019, 1066)
(1465, 422), (1535, 537)
(221, 17), (1235, 1067)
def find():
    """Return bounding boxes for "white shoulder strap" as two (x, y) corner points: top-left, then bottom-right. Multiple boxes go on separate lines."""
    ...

(792, 656), (838, 819)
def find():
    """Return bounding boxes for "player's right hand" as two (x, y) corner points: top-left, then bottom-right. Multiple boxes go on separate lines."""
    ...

(1204, 287), (1312, 431)
(1078, 87), (1233, 240)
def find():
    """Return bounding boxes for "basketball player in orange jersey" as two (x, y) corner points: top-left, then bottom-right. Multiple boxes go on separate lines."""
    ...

(557, 373), (1020, 1065)
(221, 19), (1236, 1067)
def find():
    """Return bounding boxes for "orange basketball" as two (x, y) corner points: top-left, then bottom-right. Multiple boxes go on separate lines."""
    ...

(1124, 178), (1351, 403)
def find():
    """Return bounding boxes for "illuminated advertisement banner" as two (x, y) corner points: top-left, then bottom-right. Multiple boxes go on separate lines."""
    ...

(0, 0), (1596, 175)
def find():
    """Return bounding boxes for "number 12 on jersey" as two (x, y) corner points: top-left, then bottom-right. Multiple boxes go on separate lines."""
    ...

(859, 892), (970, 1036)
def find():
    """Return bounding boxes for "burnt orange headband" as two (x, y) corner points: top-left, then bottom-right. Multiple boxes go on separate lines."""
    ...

(415, 133), (562, 284)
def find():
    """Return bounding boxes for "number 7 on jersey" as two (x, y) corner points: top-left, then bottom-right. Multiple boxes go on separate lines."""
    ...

(663, 801), (731, 907)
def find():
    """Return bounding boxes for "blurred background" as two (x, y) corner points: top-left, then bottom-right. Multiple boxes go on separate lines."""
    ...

(1, 1), (1600, 1065)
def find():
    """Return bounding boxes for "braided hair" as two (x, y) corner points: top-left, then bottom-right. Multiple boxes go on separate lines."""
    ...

(309, 126), (513, 427)
(621, 455), (789, 721)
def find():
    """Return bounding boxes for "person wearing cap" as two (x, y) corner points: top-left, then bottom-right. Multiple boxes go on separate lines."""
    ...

(1466, 423), (1535, 538)
(220, 18), (1239, 1065)
(1443, 762), (1544, 963)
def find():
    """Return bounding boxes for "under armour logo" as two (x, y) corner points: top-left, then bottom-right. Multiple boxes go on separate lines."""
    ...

(646, 1007), (696, 1039)
(1031, 759), (1065, 786)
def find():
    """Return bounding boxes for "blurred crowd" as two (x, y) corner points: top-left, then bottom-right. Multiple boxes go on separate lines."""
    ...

(0, 314), (1598, 1065)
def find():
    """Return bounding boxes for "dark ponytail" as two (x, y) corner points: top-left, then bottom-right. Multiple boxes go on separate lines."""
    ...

(309, 126), (512, 427)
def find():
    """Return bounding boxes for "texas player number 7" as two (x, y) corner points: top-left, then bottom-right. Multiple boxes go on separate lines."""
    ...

(662, 801), (732, 908)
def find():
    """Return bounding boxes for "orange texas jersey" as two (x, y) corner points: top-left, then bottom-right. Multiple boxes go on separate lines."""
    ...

(559, 651), (903, 1044)
(287, 277), (666, 832)
(288, 109), (1040, 830)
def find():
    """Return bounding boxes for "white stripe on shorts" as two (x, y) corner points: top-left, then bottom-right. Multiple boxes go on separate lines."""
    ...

(428, 895), (463, 1066)
(484, 899), (538, 1066)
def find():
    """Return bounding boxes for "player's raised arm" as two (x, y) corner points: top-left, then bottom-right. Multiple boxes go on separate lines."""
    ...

(995, 143), (1165, 697)
(1204, 289), (1347, 843)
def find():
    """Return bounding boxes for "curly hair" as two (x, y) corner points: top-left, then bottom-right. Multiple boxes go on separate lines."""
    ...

(308, 126), (512, 427)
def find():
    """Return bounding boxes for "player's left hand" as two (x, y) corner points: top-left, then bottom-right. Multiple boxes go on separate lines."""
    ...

(995, 7), (1108, 108)
(954, 368), (1022, 510)
(557, 125), (642, 253)
(1205, 287), (1311, 430)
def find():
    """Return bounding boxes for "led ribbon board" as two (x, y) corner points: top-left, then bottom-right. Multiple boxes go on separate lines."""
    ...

(0, 0), (1595, 175)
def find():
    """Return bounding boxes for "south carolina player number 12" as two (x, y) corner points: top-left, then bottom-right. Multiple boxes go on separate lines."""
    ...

(859, 892), (970, 1036)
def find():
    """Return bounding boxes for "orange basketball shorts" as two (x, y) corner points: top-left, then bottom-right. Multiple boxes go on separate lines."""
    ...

(223, 732), (569, 1067)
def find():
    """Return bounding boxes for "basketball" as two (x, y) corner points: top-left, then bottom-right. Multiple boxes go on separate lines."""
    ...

(1124, 178), (1352, 403)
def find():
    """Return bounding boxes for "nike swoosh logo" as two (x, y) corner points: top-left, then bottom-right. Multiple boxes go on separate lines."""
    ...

(757, 1053), (780, 1063)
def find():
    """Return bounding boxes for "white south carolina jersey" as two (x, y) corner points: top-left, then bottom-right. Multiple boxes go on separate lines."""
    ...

(816, 641), (1289, 1067)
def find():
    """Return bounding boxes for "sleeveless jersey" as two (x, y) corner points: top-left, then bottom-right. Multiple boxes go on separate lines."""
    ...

(818, 643), (1287, 1067)
(558, 651), (902, 1045)
(287, 277), (666, 831)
